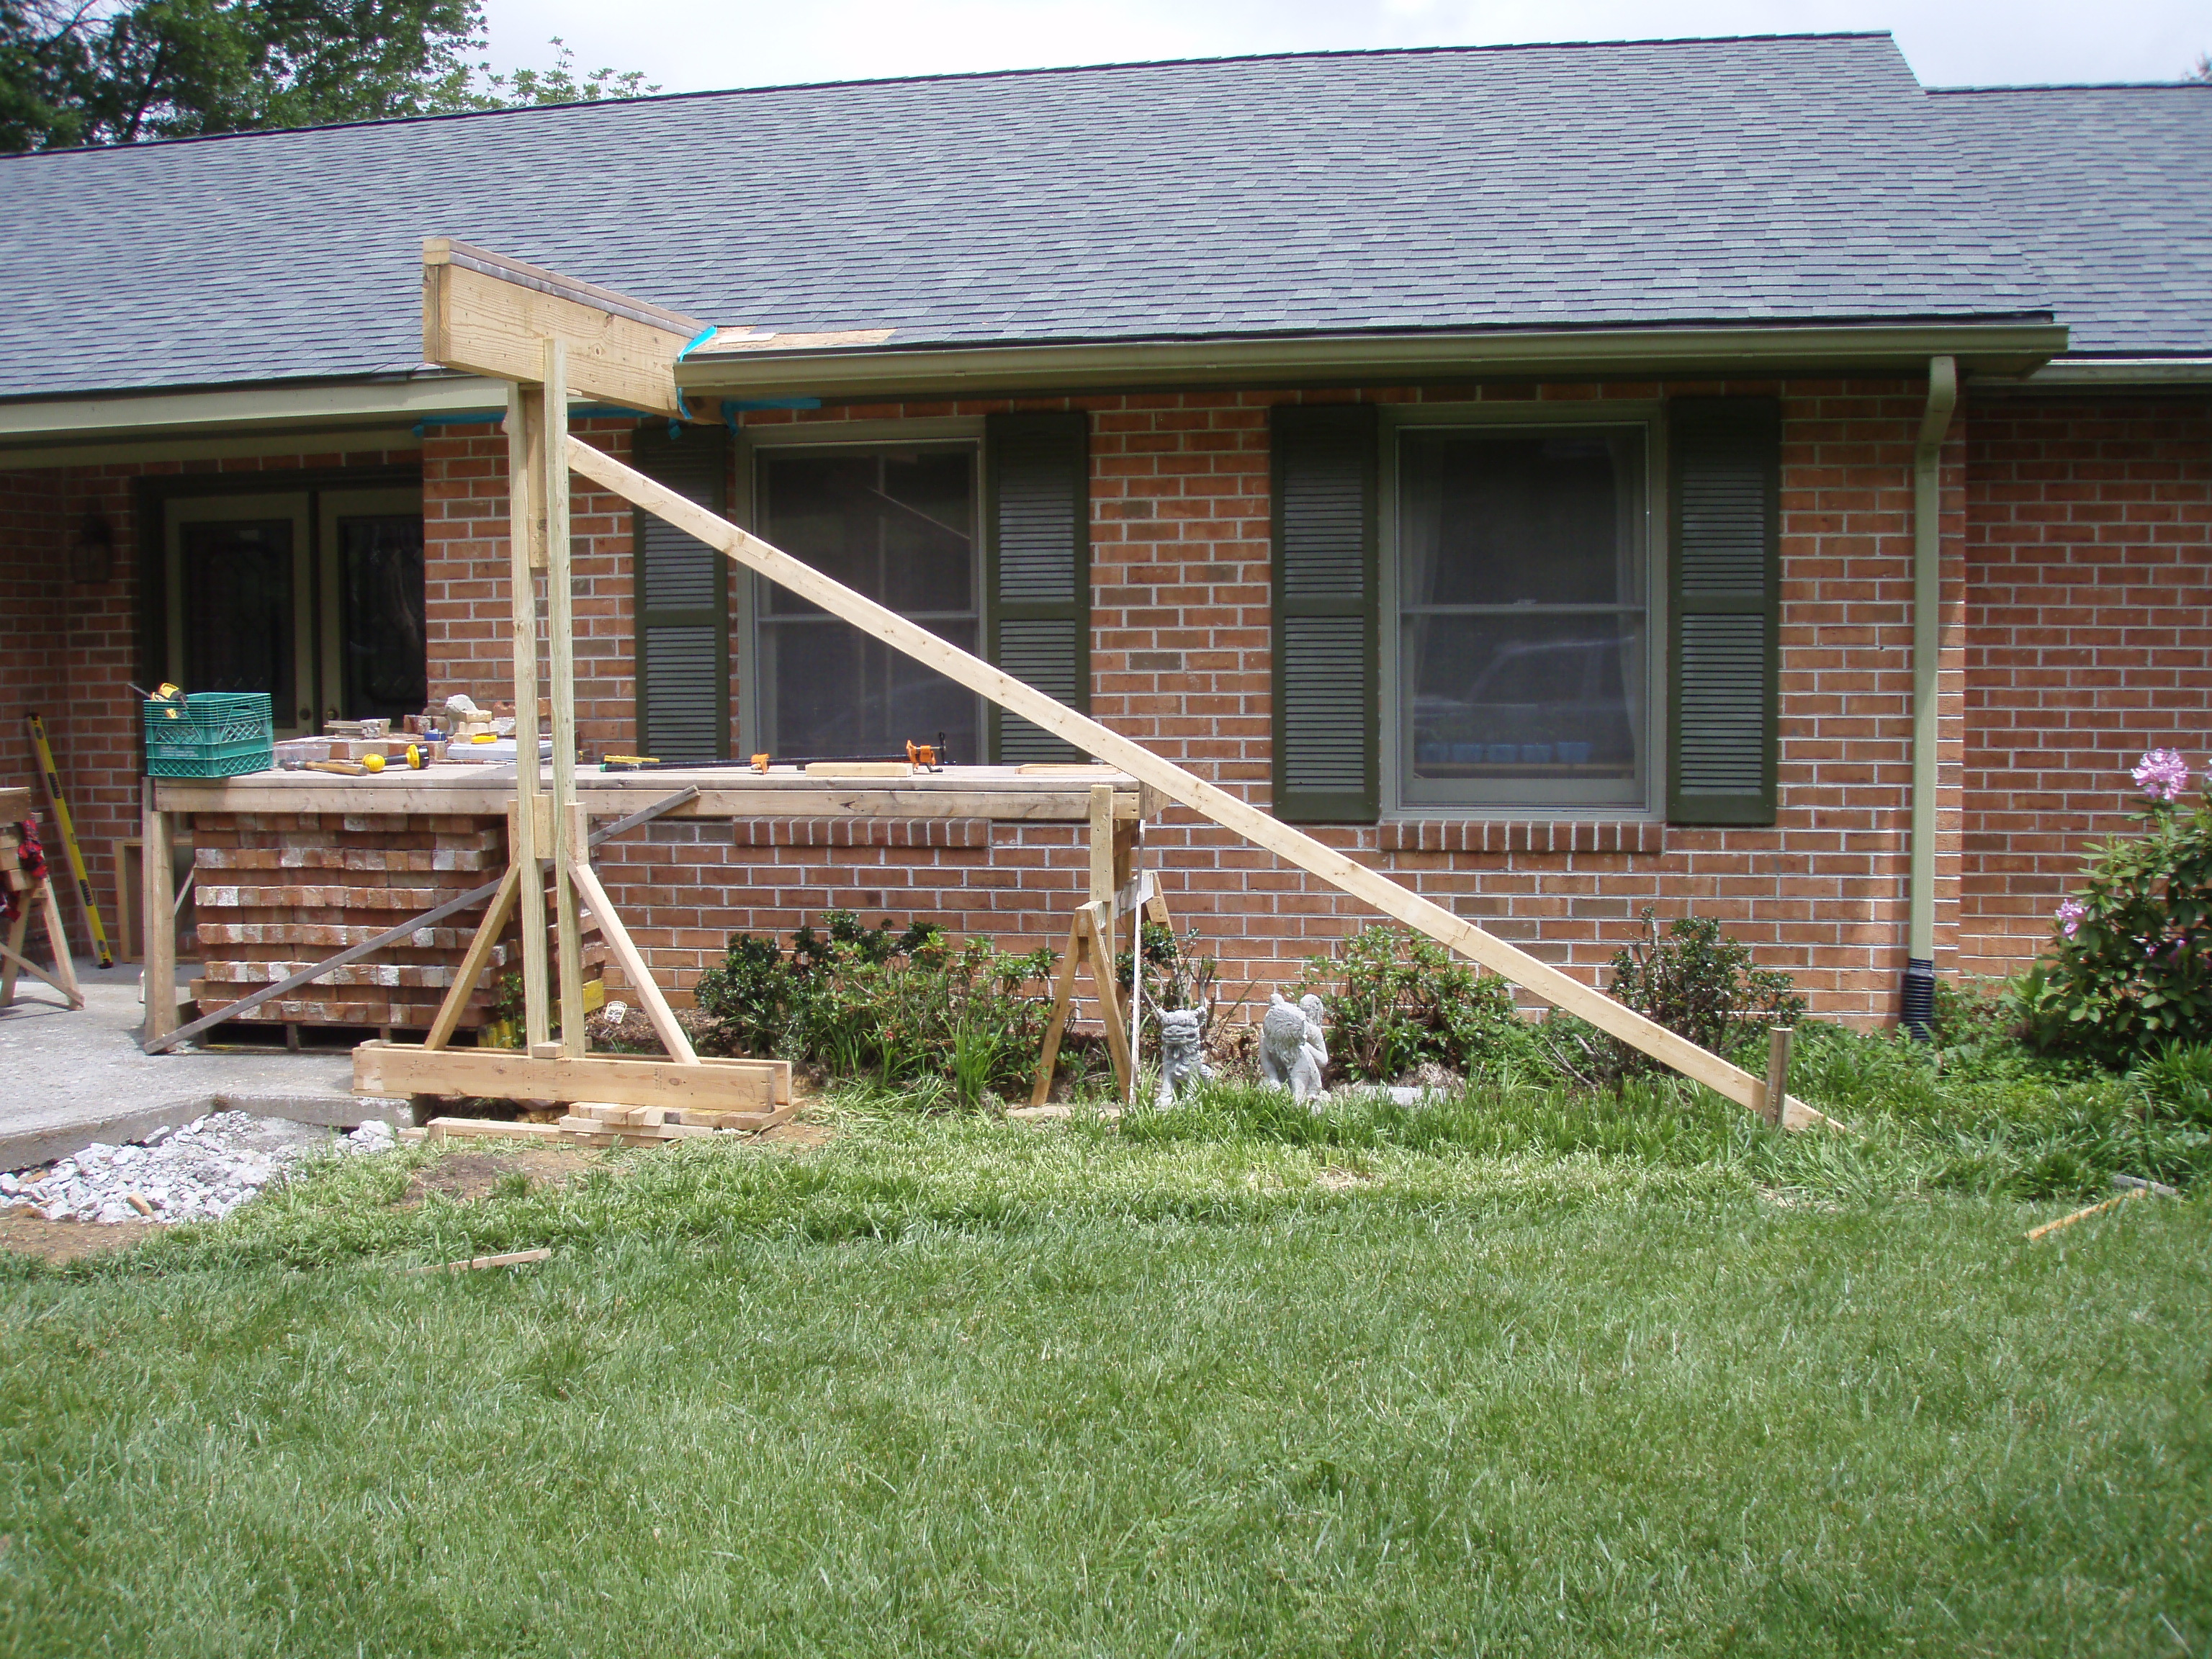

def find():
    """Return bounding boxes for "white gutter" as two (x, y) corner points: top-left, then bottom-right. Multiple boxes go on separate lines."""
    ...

(1904, 355), (1959, 1035)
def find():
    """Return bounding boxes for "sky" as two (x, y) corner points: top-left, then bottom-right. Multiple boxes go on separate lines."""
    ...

(477, 0), (2211, 95)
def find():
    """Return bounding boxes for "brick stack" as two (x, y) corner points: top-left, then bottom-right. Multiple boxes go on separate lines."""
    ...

(191, 811), (552, 1032)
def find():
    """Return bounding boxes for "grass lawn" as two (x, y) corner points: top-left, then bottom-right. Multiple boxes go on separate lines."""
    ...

(1, 1064), (2207, 1655)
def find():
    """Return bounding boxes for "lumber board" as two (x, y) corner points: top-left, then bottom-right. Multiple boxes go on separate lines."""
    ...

(423, 239), (703, 417)
(406, 1247), (553, 1274)
(567, 855), (698, 1063)
(140, 786), (176, 1043)
(423, 863), (522, 1051)
(509, 379), (552, 1052)
(356, 1041), (790, 1109)
(544, 344), (589, 1059)
(153, 775), (1133, 822)
(567, 434), (1843, 1133)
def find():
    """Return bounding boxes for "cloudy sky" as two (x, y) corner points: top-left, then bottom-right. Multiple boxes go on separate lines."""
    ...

(478, 0), (2208, 95)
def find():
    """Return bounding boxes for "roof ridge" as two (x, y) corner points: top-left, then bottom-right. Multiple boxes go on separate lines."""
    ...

(2, 31), (1901, 161)
(1929, 81), (2212, 94)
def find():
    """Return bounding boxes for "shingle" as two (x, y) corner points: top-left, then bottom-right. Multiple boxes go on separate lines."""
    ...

(0, 33), (2198, 401)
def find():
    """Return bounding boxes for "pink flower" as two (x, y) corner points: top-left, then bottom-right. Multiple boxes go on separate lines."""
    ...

(2131, 747), (2191, 802)
(2056, 899), (2087, 939)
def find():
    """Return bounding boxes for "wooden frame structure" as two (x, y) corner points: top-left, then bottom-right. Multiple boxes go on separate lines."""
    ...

(398, 240), (1838, 1131)
(1, 788), (83, 1012)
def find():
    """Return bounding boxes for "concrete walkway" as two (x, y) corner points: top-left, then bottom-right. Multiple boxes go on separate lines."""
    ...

(0, 966), (400, 1168)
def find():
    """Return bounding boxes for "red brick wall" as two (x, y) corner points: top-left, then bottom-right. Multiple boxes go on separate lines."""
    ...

(6, 445), (417, 959)
(408, 379), (1959, 1028)
(1959, 394), (2212, 976)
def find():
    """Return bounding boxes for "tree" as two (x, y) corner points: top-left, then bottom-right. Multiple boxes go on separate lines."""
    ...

(0, 0), (655, 153)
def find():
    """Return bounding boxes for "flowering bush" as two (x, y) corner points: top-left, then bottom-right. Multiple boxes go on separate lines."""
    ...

(2022, 750), (2212, 1066)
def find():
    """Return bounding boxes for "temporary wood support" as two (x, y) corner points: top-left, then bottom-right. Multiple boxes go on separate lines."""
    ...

(566, 436), (1842, 1132)
(357, 1043), (790, 1110)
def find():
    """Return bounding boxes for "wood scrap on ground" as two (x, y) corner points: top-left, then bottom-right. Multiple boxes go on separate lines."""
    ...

(405, 1246), (553, 1275)
(2025, 1177), (2178, 1242)
(421, 1098), (797, 1150)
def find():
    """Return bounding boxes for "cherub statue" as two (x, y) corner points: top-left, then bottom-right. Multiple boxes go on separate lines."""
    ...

(1154, 1002), (1213, 1106)
(1259, 991), (1328, 1107)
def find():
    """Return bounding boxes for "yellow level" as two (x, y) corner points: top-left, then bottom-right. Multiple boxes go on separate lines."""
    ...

(24, 712), (113, 968)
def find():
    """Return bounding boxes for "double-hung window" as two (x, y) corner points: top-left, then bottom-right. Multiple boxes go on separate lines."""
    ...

(750, 441), (983, 763)
(1270, 397), (1779, 826)
(1394, 424), (1653, 811)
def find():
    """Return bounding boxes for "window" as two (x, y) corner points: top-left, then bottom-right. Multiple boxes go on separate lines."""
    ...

(1393, 425), (1652, 811)
(747, 444), (982, 763)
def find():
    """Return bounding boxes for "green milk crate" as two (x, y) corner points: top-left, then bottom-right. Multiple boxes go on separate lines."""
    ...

(143, 692), (276, 778)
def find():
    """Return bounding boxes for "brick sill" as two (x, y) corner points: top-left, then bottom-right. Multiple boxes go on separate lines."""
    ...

(1378, 819), (1665, 855)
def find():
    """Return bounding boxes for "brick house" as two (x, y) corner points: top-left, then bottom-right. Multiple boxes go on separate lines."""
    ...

(1, 33), (2206, 1029)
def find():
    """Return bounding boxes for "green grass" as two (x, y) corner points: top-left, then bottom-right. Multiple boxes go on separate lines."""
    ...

(1, 1055), (2208, 1655)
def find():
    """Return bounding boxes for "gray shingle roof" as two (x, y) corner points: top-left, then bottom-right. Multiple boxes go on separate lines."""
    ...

(1929, 84), (2212, 356)
(0, 32), (2200, 403)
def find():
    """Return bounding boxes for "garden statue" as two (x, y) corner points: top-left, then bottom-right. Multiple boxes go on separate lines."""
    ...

(1259, 991), (1328, 1107)
(1154, 1002), (1213, 1105)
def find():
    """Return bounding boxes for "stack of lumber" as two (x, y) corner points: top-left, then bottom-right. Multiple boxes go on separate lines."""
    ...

(190, 811), (604, 1032)
(422, 1099), (796, 1148)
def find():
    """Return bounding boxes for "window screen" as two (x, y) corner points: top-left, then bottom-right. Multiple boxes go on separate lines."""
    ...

(336, 513), (427, 719)
(754, 446), (981, 762)
(1396, 428), (1650, 810)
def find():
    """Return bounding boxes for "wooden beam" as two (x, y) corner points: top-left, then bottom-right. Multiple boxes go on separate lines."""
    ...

(565, 434), (1843, 1133)
(508, 380), (552, 1053)
(422, 863), (521, 1051)
(544, 342), (588, 1058)
(140, 782), (176, 1045)
(566, 854), (697, 1064)
(355, 1041), (788, 1109)
(423, 239), (703, 418)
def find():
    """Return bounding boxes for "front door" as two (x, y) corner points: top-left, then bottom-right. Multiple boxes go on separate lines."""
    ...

(163, 487), (425, 739)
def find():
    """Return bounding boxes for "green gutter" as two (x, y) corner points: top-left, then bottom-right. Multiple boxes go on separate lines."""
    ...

(1903, 355), (1959, 1037)
(678, 321), (2067, 400)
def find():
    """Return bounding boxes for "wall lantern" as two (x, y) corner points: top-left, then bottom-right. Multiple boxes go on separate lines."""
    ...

(70, 514), (114, 585)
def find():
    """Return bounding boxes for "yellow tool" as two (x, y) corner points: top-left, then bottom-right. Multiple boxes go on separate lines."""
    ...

(403, 744), (426, 770)
(24, 711), (114, 968)
(361, 752), (386, 773)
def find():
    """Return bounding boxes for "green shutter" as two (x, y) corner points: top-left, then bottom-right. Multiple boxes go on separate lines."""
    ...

(985, 410), (1090, 763)
(1271, 403), (1379, 822)
(1667, 397), (1781, 825)
(631, 421), (730, 763)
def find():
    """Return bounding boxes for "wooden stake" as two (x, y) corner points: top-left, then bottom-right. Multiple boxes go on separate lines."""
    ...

(405, 1246), (552, 1275)
(1763, 1026), (1794, 1126)
(567, 853), (696, 1063)
(506, 380), (551, 1053)
(2026, 1187), (2149, 1242)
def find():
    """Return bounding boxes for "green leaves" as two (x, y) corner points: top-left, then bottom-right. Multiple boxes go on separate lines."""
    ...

(2023, 790), (2212, 1067)
(1300, 927), (1539, 1084)
(1, 1), (655, 152)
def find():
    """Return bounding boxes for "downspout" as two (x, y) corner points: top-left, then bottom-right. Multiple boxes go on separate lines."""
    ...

(1902, 355), (1958, 1037)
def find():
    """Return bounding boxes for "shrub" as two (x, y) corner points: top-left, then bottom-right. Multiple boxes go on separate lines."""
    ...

(2020, 750), (2212, 1066)
(694, 911), (1055, 1103)
(1298, 926), (1540, 1084)
(1547, 909), (1806, 1090)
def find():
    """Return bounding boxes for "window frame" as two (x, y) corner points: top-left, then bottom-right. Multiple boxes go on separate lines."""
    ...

(1378, 400), (1670, 821)
(731, 416), (986, 762)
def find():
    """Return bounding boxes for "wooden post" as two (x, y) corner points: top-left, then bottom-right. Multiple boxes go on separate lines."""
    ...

(543, 340), (588, 1057)
(1763, 1026), (1794, 1126)
(506, 379), (552, 1053)
(140, 781), (176, 1043)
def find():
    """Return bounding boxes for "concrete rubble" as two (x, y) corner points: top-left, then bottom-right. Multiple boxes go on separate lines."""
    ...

(0, 1110), (397, 1226)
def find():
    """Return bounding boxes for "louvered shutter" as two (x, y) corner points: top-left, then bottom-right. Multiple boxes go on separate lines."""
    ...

(1271, 403), (1379, 822)
(631, 422), (730, 763)
(1667, 398), (1781, 824)
(985, 411), (1089, 763)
